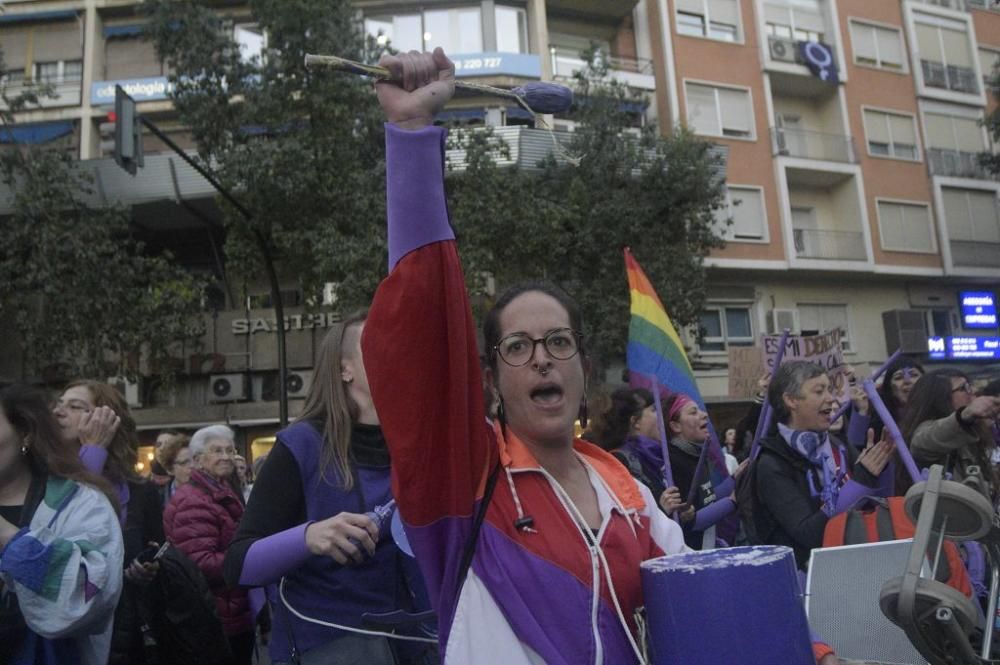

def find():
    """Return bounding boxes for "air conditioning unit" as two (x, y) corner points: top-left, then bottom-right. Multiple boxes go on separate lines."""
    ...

(882, 310), (928, 355)
(767, 309), (801, 335)
(107, 376), (142, 409)
(769, 37), (798, 63)
(208, 373), (248, 403)
(286, 370), (313, 399)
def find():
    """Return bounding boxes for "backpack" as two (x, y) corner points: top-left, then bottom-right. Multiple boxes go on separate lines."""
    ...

(734, 456), (761, 545)
(822, 496), (972, 598)
(145, 545), (233, 665)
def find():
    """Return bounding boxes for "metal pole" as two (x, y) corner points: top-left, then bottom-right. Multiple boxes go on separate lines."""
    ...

(141, 118), (289, 426)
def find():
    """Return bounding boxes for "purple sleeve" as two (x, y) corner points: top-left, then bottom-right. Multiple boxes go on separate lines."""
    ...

(846, 410), (871, 448)
(385, 123), (455, 271)
(823, 479), (872, 517)
(78, 445), (108, 475)
(692, 497), (735, 531)
(238, 522), (313, 587)
(714, 475), (735, 498)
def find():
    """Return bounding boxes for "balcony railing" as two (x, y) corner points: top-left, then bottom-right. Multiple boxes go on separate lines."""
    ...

(921, 60), (980, 94)
(550, 46), (656, 90)
(951, 240), (1000, 267)
(771, 127), (856, 163)
(0, 79), (82, 109)
(966, 0), (1000, 11)
(793, 228), (867, 261)
(927, 148), (992, 179)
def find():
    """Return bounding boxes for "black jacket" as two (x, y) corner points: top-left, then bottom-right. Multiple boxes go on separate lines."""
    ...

(752, 432), (878, 570)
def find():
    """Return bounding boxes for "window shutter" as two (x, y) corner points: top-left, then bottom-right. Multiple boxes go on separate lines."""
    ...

(730, 188), (765, 239)
(864, 110), (890, 144)
(718, 87), (751, 134)
(968, 192), (1000, 243)
(707, 0), (739, 27)
(915, 23), (943, 63)
(877, 26), (904, 67)
(942, 188), (973, 241)
(888, 113), (916, 146)
(31, 21), (83, 64)
(851, 23), (878, 62)
(952, 116), (983, 153)
(686, 83), (721, 135)
(940, 28), (972, 68)
(923, 114), (954, 150)
(903, 204), (934, 252)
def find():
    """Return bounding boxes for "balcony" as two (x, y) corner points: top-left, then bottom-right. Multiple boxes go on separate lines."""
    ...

(951, 240), (1000, 267)
(965, 0), (1000, 11)
(771, 127), (856, 163)
(550, 47), (655, 91)
(927, 148), (992, 179)
(444, 126), (729, 182)
(921, 60), (979, 94)
(793, 228), (867, 261)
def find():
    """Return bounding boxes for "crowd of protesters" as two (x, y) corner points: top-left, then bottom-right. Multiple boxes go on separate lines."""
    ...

(4, 46), (1000, 665)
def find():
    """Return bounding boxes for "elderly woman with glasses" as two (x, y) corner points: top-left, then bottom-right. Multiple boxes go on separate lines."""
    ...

(898, 369), (1000, 499)
(164, 425), (252, 665)
(361, 48), (691, 665)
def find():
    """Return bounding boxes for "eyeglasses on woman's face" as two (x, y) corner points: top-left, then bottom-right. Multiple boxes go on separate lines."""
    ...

(951, 381), (974, 395)
(493, 328), (582, 368)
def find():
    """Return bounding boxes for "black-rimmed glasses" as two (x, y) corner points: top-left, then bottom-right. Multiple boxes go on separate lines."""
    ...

(493, 328), (583, 367)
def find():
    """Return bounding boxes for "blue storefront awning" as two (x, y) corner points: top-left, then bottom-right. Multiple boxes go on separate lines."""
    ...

(506, 106), (534, 120)
(0, 121), (74, 144)
(104, 24), (145, 39)
(0, 10), (78, 24)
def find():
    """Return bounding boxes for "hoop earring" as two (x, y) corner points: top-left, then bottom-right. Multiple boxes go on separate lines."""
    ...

(20, 443), (28, 456)
(578, 395), (589, 430)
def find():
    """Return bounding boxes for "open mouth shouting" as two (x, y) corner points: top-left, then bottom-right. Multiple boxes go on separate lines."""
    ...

(530, 382), (565, 411)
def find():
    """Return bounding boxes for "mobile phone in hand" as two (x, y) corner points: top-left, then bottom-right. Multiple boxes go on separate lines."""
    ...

(136, 541), (169, 564)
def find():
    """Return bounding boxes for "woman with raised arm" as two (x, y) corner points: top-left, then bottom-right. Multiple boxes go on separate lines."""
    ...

(362, 48), (688, 665)
(0, 384), (123, 665)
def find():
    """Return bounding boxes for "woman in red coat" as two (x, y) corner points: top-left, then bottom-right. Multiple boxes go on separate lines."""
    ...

(164, 424), (252, 664)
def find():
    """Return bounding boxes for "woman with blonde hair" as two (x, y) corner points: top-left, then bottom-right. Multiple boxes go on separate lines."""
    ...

(223, 311), (435, 665)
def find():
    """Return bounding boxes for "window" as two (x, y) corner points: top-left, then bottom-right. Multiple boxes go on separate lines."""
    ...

(914, 17), (978, 94)
(863, 109), (918, 160)
(366, 8), (487, 55)
(716, 186), (766, 240)
(365, 14), (423, 52)
(850, 20), (905, 71)
(942, 188), (1000, 244)
(979, 47), (1000, 85)
(234, 24), (265, 64)
(924, 112), (985, 152)
(685, 82), (754, 139)
(876, 200), (936, 253)
(798, 304), (851, 351)
(31, 60), (83, 84)
(764, 0), (826, 43)
(675, 0), (740, 42)
(699, 305), (754, 352)
(495, 6), (528, 53)
(424, 7), (482, 53)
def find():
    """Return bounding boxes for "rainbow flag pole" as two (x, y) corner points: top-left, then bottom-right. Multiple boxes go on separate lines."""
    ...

(624, 248), (731, 502)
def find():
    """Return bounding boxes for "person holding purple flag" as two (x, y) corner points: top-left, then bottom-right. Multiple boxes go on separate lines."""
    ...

(662, 394), (747, 550)
(595, 387), (686, 517)
(752, 361), (894, 570)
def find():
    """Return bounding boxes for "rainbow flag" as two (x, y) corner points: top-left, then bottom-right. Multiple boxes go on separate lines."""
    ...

(624, 248), (730, 490)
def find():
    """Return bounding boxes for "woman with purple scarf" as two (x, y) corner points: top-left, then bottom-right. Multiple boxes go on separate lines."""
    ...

(752, 361), (894, 570)
(596, 388), (686, 517)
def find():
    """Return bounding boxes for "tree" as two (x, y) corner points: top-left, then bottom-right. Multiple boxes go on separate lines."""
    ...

(445, 55), (726, 369)
(143, 4), (725, 371)
(0, 48), (204, 383)
(143, 0), (389, 310)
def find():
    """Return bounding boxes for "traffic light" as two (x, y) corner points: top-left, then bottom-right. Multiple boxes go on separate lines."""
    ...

(113, 85), (144, 175)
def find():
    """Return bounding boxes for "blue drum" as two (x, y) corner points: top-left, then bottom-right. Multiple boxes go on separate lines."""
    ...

(640, 546), (814, 665)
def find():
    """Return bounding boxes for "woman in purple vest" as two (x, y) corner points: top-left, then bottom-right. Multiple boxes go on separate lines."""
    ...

(223, 310), (435, 665)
